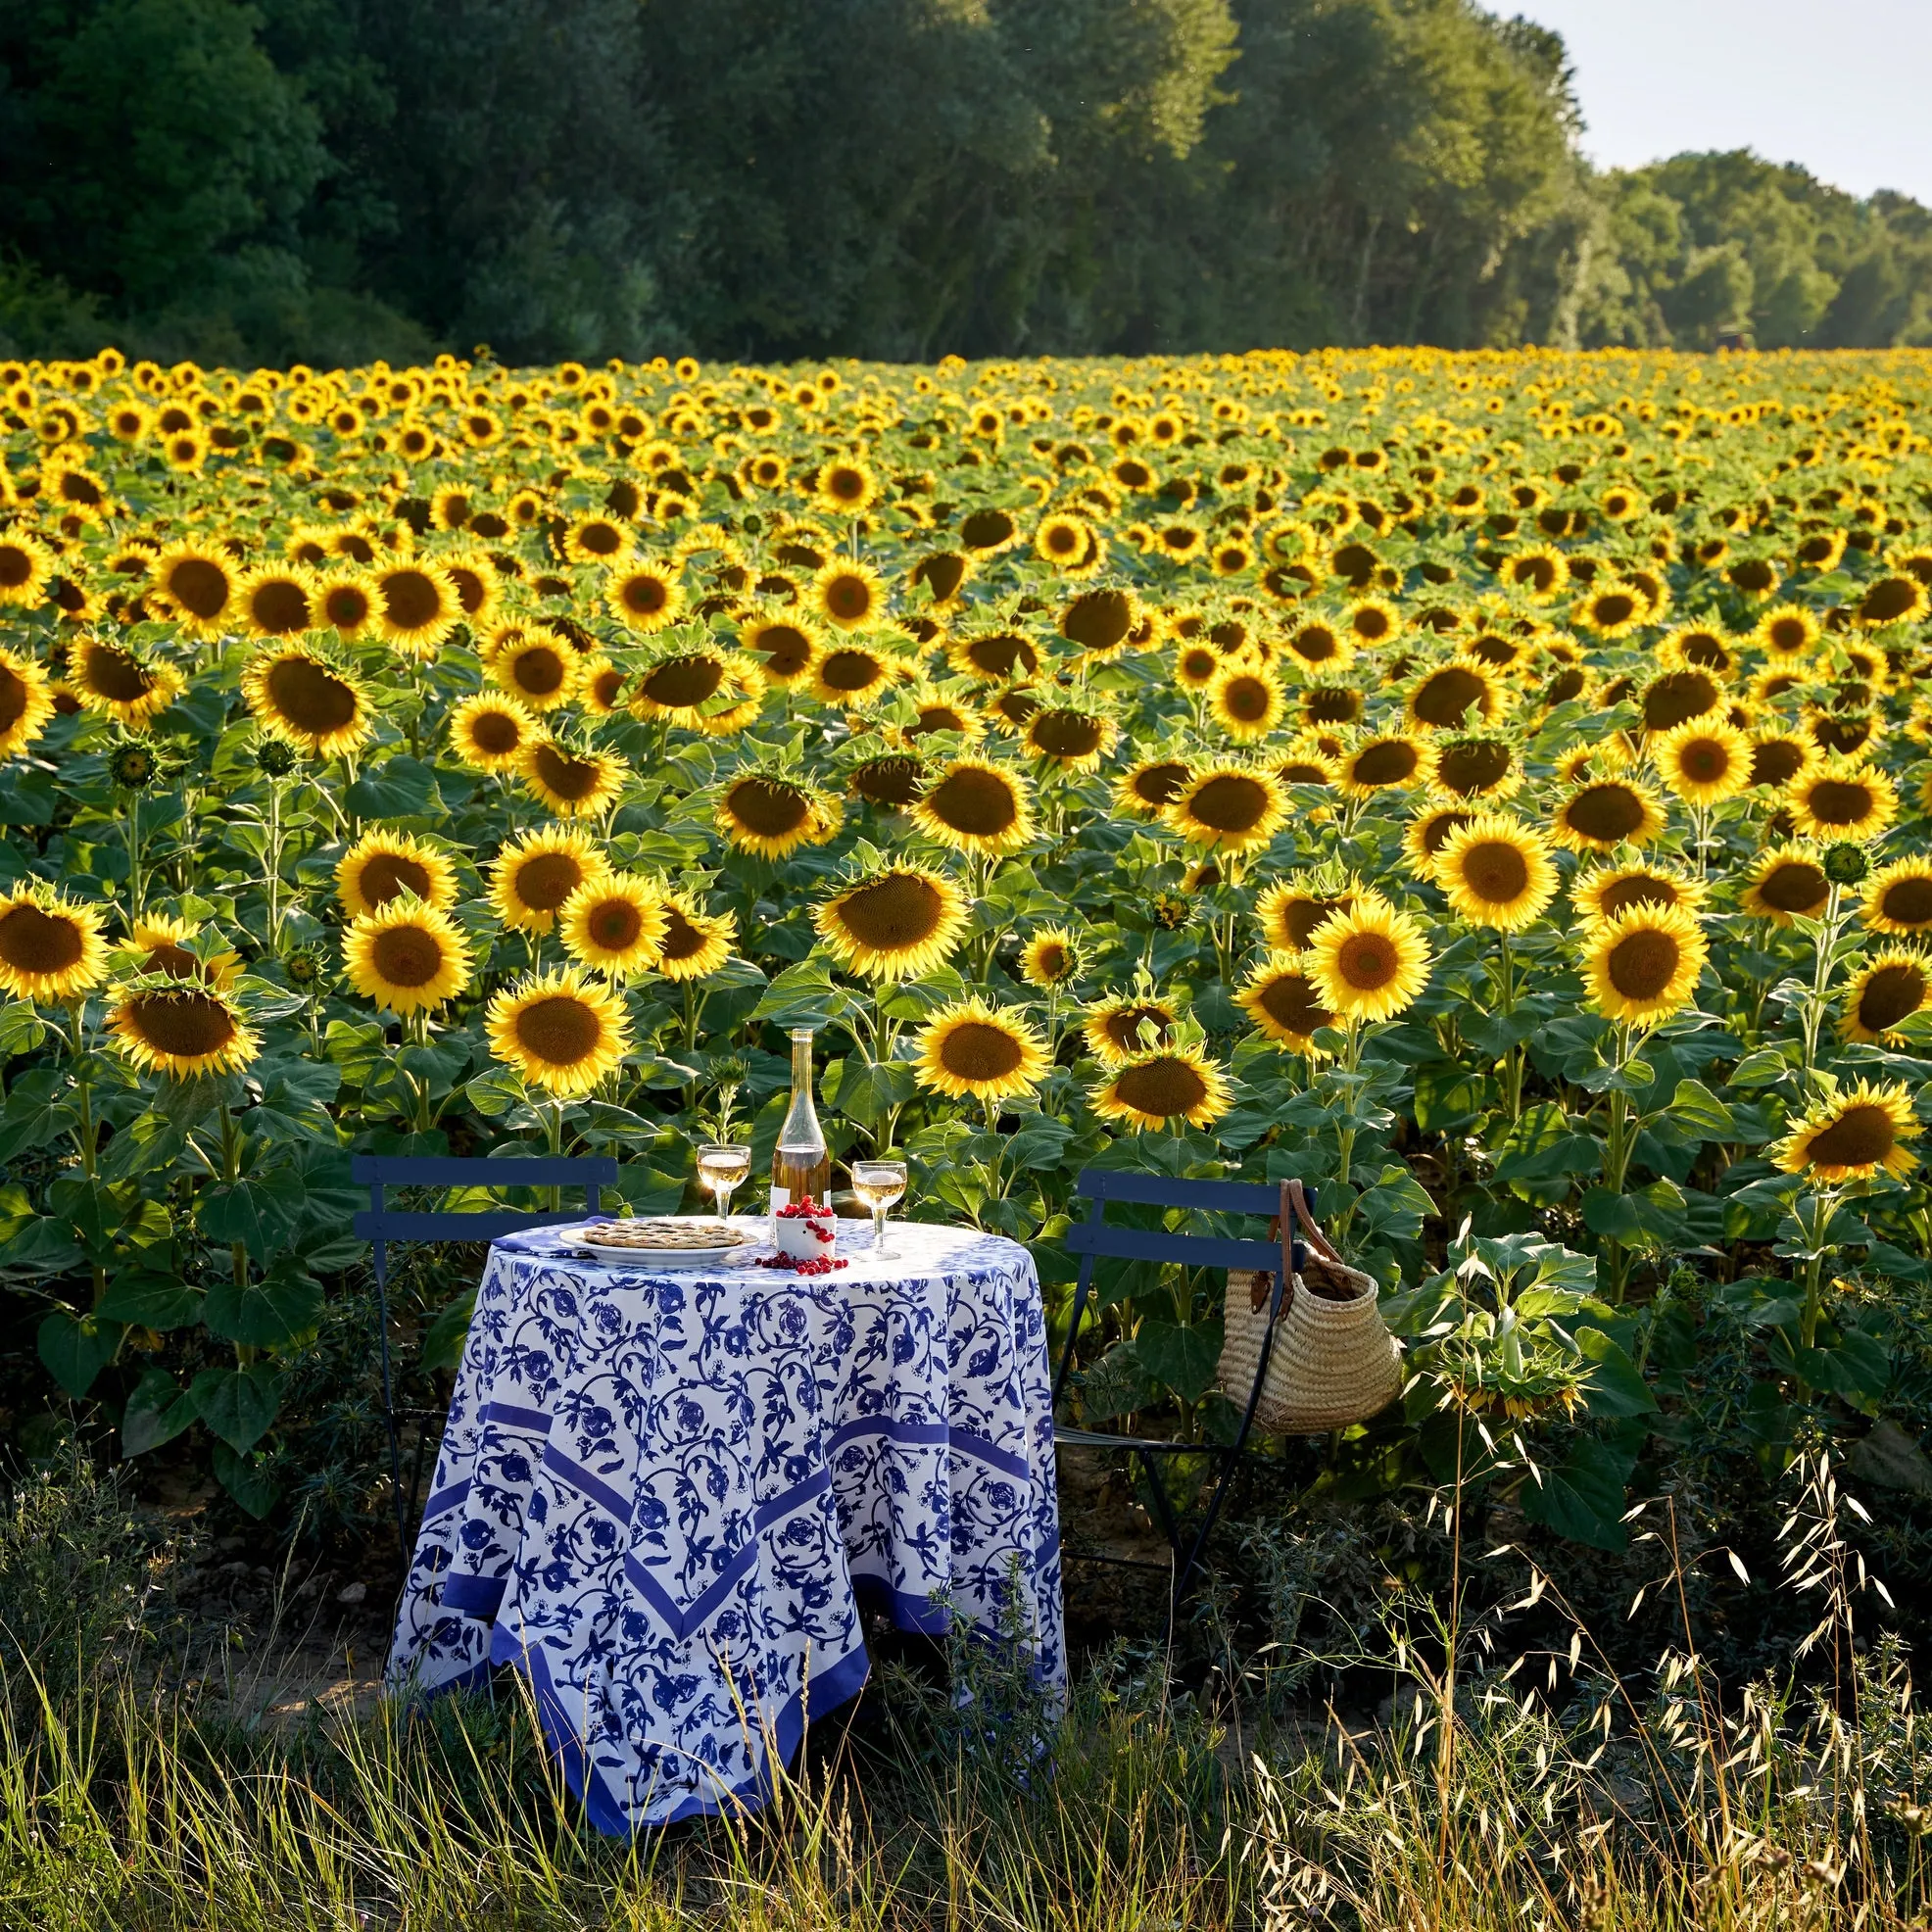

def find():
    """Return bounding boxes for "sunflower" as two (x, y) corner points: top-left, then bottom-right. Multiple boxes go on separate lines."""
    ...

(520, 739), (625, 819)
(1581, 904), (1709, 1027)
(1281, 619), (1353, 675)
(608, 560), (685, 632)
(1571, 581), (1650, 639)
(241, 646), (374, 759)
(1020, 927), (1082, 990)
(486, 967), (632, 1098)
(439, 549), (503, 629)
(490, 828), (611, 934)
(812, 640), (902, 706)
(632, 650), (766, 732)
(1839, 951), (1930, 1044)
(0, 533), (55, 608)
(1091, 1045), (1232, 1131)
(814, 864), (970, 981)
(65, 636), (184, 728)
(911, 757), (1034, 856)
(1500, 545), (1569, 602)
(716, 773), (844, 858)
(653, 891), (737, 982)
(1774, 1081), (1919, 1183)
(235, 565), (317, 639)
(816, 457), (877, 516)
(447, 692), (538, 774)
(1432, 814), (1560, 932)
(1336, 733), (1436, 799)
(1552, 776), (1668, 853)
(559, 874), (669, 978)
(1035, 512), (1098, 572)
(1855, 575), (1929, 629)
(0, 647), (56, 760)
(1236, 953), (1335, 1053)
(1861, 858), (1932, 938)
(1403, 804), (1477, 875)
(370, 561), (460, 654)
(123, 913), (238, 989)
(1407, 661), (1503, 732)
(740, 613), (821, 687)
(335, 830), (458, 917)
(1083, 995), (1180, 1065)
(1786, 759), (1897, 843)
(316, 570), (378, 638)
(1571, 862), (1707, 927)
(1747, 730), (1819, 792)
(0, 891), (109, 1001)
(1115, 758), (1193, 820)
(914, 998), (1050, 1102)
(1752, 604), (1819, 660)
(1164, 763), (1288, 855)
(564, 514), (633, 566)
(149, 543), (237, 637)
(109, 984), (258, 1079)
(489, 631), (581, 712)
(1207, 661), (1286, 743)
(1430, 732), (1521, 800)
(1276, 737), (1339, 787)
(813, 557), (888, 632)
(1059, 585), (1140, 660)
(343, 901), (472, 1016)
(1739, 844), (1830, 925)
(1344, 597), (1402, 650)
(1305, 899), (1432, 1024)
(1652, 716), (1753, 806)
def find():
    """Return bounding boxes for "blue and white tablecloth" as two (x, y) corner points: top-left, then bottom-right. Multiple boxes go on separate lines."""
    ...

(385, 1217), (1064, 1831)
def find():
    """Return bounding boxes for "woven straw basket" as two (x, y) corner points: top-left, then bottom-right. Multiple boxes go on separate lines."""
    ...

(1216, 1179), (1403, 1436)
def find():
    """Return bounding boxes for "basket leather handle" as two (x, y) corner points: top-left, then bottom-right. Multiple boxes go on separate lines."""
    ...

(1281, 1177), (1347, 1267)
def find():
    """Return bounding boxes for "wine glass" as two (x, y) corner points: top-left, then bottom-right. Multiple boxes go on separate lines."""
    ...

(696, 1142), (751, 1229)
(849, 1158), (908, 1259)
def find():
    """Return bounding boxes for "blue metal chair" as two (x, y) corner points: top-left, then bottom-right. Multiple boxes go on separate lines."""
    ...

(1051, 1169), (1310, 1614)
(351, 1153), (619, 1557)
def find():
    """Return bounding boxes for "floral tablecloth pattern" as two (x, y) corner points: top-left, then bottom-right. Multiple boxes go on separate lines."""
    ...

(386, 1218), (1064, 1830)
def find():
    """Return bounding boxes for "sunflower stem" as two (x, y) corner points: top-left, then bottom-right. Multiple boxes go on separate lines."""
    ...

(1799, 884), (1845, 1100)
(547, 1100), (565, 1210)
(125, 791), (143, 923)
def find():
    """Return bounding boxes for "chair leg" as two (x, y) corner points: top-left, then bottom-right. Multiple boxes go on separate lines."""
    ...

(372, 1250), (410, 1574)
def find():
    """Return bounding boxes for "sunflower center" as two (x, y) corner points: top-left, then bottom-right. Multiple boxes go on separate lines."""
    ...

(507, 646), (565, 697)
(1675, 738), (1732, 784)
(959, 509), (1017, 551)
(1033, 712), (1105, 757)
(528, 744), (600, 802)
(123, 990), (236, 1057)
(1750, 741), (1805, 787)
(1757, 861), (1827, 913)
(250, 579), (312, 634)
(1031, 942), (1069, 980)
(1412, 667), (1485, 727)
(323, 584), (371, 627)
(729, 780), (812, 838)
(941, 1021), (1025, 1082)
(1458, 841), (1530, 904)
(1280, 895), (1350, 948)
(467, 707), (524, 756)
(588, 899), (646, 950)
(1598, 875), (1676, 916)
(644, 656), (725, 707)
(820, 648), (883, 692)
(1221, 676), (1271, 721)
(1807, 779), (1874, 826)
(1860, 578), (1917, 624)
(925, 767), (1018, 837)
(1306, 686), (1363, 724)
(1877, 877), (1932, 928)
(0, 664), (27, 733)
(142, 941), (201, 980)
(852, 757), (925, 807)
(1290, 625), (1340, 664)
(1103, 1005), (1173, 1054)
(575, 521), (625, 556)
(1061, 588), (1133, 652)
(1351, 605), (1393, 642)
(1351, 742), (1421, 788)
(1805, 1104), (1899, 1168)
(837, 872), (944, 950)
(1126, 763), (1187, 809)
(1764, 617), (1809, 653)
(822, 572), (875, 622)
(0, 546), (34, 590)
(1859, 964), (1926, 1034)
(1565, 783), (1645, 844)
(659, 907), (709, 961)
(965, 633), (1035, 678)
(1187, 773), (1272, 832)
(0, 903), (83, 975)
(753, 624), (813, 676)
(1258, 972), (1330, 1036)
(358, 852), (433, 905)
(1642, 672), (1718, 732)
(1114, 1057), (1208, 1119)
(1606, 929), (1681, 1001)
(81, 642), (155, 703)
(1335, 932), (1398, 990)
(514, 995), (604, 1066)
(620, 573), (672, 616)
(1436, 741), (1511, 796)
(266, 654), (358, 735)
(370, 924), (446, 987)
(165, 557), (230, 619)
(514, 853), (586, 912)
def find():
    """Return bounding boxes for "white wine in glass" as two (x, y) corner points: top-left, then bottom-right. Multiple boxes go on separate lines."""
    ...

(849, 1159), (907, 1259)
(696, 1142), (751, 1224)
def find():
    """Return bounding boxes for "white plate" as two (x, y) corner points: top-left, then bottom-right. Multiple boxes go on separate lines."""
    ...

(564, 1218), (756, 1270)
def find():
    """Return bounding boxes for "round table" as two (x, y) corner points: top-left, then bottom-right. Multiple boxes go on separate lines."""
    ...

(385, 1216), (1065, 1831)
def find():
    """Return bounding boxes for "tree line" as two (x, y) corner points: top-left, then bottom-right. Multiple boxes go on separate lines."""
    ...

(3, 0), (1929, 366)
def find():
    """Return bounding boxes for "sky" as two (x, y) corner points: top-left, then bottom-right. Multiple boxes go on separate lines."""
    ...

(1509, 0), (1932, 204)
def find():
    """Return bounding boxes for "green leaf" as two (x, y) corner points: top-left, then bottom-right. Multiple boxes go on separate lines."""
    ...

(95, 1272), (206, 1330)
(1076, 1339), (1158, 1424)
(463, 1064), (526, 1119)
(1727, 1045), (1793, 1088)
(344, 754), (439, 820)
(1795, 1329), (1892, 1411)
(121, 1369), (198, 1457)
(421, 1286), (477, 1374)
(1134, 1319), (1225, 1404)
(211, 1443), (279, 1519)
(37, 1308), (121, 1399)
(1355, 1164), (1434, 1245)
(1666, 1078), (1736, 1141)
(1521, 1433), (1639, 1552)
(190, 1364), (282, 1454)
(0, 1214), (83, 1275)
(1576, 1328), (1658, 1418)
(197, 1172), (306, 1263)
(0, 999), (47, 1057)
(204, 1264), (324, 1350)
(0, 1067), (79, 1163)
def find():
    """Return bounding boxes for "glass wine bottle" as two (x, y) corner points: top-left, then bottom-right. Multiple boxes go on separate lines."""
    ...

(770, 1025), (832, 1227)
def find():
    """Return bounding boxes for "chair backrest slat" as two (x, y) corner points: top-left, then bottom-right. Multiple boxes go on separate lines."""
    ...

(354, 1208), (595, 1244)
(350, 1155), (617, 1187)
(1062, 1225), (1280, 1272)
(1074, 1170), (1280, 1215)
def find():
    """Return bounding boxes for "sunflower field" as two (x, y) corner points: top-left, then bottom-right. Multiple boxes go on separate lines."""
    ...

(0, 342), (1929, 1546)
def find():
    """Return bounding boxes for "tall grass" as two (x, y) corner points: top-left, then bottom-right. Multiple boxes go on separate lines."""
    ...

(0, 1447), (1920, 1930)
